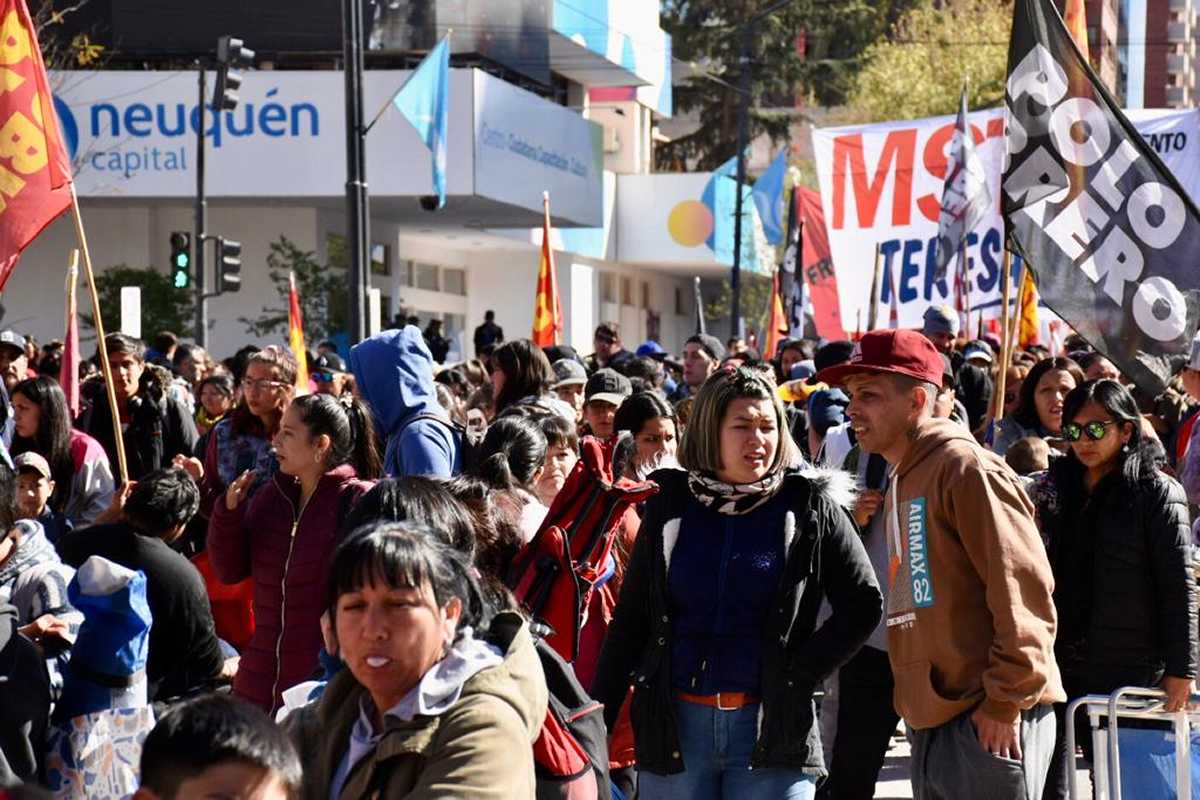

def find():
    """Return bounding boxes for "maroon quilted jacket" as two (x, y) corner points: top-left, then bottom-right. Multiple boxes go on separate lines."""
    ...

(208, 463), (372, 713)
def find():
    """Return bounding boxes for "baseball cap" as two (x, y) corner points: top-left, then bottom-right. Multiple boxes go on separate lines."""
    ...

(922, 305), (960, 337)
(312, 352), (346, 374)
(636, 341), (667, 359)
(685, 333), (726, 362)
(552, 358), (587, 388)
(807, 389), (850, 437)
(0, 329), (25, 355)
(962, 340), (994, 365)
(814, 329), (945, 387)
(13, 451), (51, 479)
(585, 368), (632, 407)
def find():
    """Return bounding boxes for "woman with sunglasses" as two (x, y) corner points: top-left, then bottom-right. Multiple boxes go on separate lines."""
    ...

(1030, 379), (1198, 799)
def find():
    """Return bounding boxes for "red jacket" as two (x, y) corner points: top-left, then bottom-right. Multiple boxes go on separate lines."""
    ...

(208, 463), (372, 713)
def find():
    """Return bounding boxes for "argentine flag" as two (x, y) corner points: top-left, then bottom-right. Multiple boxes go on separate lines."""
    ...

(393, 34), (450, 209)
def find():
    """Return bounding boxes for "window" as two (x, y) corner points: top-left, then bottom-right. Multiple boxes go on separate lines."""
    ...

(397, 259), (413, 287)
(415, 262), (440, 291)
(675, 286), (685, 316)
(621, 276), (633, 306)
(370, 242), (390, 276)
(600, 273), (616, 304)
(640, 281), (650, 309)
(443, 267), (467, 296)
(326, 232), (348, 270)
(381, 294), (393, 316)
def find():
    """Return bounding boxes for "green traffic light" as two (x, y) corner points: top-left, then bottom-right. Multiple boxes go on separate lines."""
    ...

(174, 271), (189, 289)
(174, 253), (189, 268)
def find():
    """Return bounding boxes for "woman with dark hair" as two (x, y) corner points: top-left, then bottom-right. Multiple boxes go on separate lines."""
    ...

(469, 415), (549, 544)
(490, 339), (574, 422)
(613, 391), (679, 481)
(993, 356), (1085, 456)
(11, 376), (114, 525)
(593, 367), (882, 799)
(284, 523), (546, 799)
(343, 476), (477, 558)
(195, 372), (235, 436)
(1031, 379), (1198, 799)
(208, 392), (380, 712)
(532, 413), (578, 508)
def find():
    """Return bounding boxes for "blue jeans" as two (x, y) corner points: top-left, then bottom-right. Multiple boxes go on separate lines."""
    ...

(638, 699), (818, 800)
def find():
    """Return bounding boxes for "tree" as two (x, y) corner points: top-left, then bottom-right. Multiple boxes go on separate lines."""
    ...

(83, 265), (192, 340)
(658, 0), (914, 171)
(702, 272), (774, 340)
(238, 237), (346, 343)
(846, 0), (1011, 122)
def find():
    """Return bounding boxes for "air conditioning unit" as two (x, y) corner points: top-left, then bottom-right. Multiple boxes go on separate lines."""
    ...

(603, 126), (621, 153)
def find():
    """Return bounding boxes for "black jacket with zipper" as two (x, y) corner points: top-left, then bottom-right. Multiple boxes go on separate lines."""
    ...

(591, 467), (882, 776)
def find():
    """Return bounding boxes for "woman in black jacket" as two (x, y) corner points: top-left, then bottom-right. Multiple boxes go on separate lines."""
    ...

(1031, 379), (1198, 800)
(591, 366), (882, 800)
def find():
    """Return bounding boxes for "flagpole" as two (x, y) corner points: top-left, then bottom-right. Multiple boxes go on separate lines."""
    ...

(363, 29), (453, 136)
(867, 242), (883, 331)
(68, 183), (129, 486)
(61, 250), (79, 418)
(991, 248), (1014, 426)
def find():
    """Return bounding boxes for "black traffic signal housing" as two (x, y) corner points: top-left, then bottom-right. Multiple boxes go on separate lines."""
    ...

(214, 36), (255, 111)
(170, 231), (191, 290)
(218, 237), (242, 293)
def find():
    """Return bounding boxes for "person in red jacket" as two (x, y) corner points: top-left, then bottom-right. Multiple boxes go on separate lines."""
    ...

(208, 393), (382, 713)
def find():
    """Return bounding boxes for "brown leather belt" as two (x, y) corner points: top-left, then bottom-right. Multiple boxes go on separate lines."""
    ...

(675, 690), (761, 711)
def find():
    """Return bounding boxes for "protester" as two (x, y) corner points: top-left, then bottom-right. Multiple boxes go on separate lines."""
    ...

(342, 476), (478, 559)
(820, 329), (1063, 799)
(669, 333), (726, 402)
(806, 388), (849, 463)
(195, 373), (236, 437)
(612, 391), (678, 481)
(11, 376), (115, 526)
(0, 330), (30, 393)
(423, 318), (452, 364)
(552, 358), (588, 422)
(79, 334), (199, 481)
(921, 305), (959, 356)
(1028, 379), (1198, 799)
(470, 415), (549, 544)
(136, 693), (302, 800)
(1003, 364), (1032, 418)
(311, 352), (350, 397)
(13, 452), (71, 545)
(993, 357), (1084, 456)
(173, 344), (212, 390)
(622, 355), (668, 397)
(586, 322), (633, 374)
(1077, 352), (1121, 382)
(532, 412), (578, 508)
(350, 326), (461, 478)
(284, 522), (547, 799)
(208, 393), (379, 712)
(593, 366), (882, 798)
(0, 598), (49, 787)
(582, 368), (632, 440)
(1006, 437), (1051, 478)
(56, 468), (233, 702)
(473, 309), (505, 356)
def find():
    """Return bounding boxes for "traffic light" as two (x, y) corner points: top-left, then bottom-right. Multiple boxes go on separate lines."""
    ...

(217, 237), (242, 292)
(170, 232), (191, 290)
(214, 36), (255, 111)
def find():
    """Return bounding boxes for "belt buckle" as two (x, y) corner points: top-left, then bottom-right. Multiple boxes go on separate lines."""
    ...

(716, 692), (736, 711)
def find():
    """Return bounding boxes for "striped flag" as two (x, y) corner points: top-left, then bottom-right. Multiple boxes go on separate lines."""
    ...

(287, 272), (309, 395)
(532, 191), (563, 346)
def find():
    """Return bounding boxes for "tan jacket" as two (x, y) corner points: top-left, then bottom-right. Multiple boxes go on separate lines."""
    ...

(286, 613), (548, 799)
(885, 418), (1065, 729)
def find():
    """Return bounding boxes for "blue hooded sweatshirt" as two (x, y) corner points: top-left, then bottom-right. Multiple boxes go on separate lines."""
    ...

(349, 327), (460, 478)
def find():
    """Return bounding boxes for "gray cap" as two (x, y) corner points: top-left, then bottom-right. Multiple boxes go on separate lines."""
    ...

(963, 340), (994, 364)
(685, 333), (726, 361)
(584, 368), (632, 407)
(13, 451), (51, 479)
(552, 358), (587, 388)
(922, 305), (960, 337)
(0, 329), (25, 355)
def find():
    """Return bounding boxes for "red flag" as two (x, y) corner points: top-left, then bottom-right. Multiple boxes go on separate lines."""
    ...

(0, 0), (74, 290)
(59, 252), (79, 417)
(532, 191), (562, 347)
(288, 272), (309, 395)
(797, 188), (846, 339)
(763, 270), (788, 361)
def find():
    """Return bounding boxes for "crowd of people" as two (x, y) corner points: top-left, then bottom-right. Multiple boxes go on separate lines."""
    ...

(0, 304), (1195, 800)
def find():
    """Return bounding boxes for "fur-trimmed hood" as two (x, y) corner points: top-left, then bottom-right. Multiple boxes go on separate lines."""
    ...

(799, 464), (858, 511)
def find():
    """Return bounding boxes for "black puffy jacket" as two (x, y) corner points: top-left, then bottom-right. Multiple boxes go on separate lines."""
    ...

(591, 467), (882, 777)
(1034, 455), (1198, 691)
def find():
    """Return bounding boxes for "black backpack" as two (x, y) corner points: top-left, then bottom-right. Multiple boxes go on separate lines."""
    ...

(531, 633), (612, 800)
(397, 411), (485, 475)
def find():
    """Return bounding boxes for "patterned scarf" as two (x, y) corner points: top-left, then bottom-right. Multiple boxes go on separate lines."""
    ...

(687, 469), (785, 515)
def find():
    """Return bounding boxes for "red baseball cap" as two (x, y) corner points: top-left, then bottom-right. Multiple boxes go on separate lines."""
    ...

(814, 329), (945, 387)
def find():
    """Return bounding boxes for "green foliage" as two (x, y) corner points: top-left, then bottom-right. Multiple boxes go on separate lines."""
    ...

(658, 0), (914, 171)
(703, 273), (773, 338)
(237, 237), (347, 343)
(82, 265), (193, 340)
(847, 0), (1011, 121)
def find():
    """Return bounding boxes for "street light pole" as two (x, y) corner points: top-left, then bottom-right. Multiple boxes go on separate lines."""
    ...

(343, 0), (369, 343)
(194, 66), (207, 347)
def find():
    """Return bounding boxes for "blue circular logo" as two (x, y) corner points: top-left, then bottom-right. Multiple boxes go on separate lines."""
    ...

(52, 95), (78, 162)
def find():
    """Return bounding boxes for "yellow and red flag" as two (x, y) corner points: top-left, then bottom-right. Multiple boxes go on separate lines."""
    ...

(287, 272), (309, 394)
(0, 0), (74, 290)
(1063, 0), (1089, 57)
(763, 270), (788, 362)
(532, 191), (563, 347)
(1018, 265), (1040, 347)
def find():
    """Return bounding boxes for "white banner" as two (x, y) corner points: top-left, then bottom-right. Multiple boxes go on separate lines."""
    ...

(812, 108), (1200, 330)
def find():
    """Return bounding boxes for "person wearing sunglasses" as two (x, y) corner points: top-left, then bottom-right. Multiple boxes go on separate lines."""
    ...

(1029, 378), (1198, 800)
(311, 352), (349, 398)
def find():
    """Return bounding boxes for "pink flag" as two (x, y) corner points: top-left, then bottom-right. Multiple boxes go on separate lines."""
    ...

(60, 252), (80, 417)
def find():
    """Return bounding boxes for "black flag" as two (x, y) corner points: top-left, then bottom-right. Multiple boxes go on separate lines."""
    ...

(779, 187), (800, 334)
(1002, 0), (1200, 393)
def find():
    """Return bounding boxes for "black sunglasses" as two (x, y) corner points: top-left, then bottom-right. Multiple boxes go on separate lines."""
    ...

(1061, 420), (1116, 442)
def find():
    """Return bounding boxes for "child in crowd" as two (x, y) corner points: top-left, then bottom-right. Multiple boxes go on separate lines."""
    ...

(13, 453), (71, 545)
(134, 694), (301, 800)
(1005, 435), (1052, 477)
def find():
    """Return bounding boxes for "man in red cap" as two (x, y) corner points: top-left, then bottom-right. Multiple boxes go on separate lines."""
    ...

(816, 329), (1063, 800)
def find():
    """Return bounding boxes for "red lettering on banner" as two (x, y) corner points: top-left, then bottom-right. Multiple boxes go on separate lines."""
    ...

(831, 129), (916, 229)
(916, 122), (987, 222)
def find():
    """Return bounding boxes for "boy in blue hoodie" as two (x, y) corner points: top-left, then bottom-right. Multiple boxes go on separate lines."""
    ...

(349, 326), (461, 478)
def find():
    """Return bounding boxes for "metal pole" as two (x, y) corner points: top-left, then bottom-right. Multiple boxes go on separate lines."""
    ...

(730, 23), (752, 341)
(343, 0), (368, 342)
(194, 67), (207, 347)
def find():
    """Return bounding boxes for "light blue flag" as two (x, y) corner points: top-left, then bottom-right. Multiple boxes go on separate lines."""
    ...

(393, 35), (450, 208)
(752, 150), (788, 246)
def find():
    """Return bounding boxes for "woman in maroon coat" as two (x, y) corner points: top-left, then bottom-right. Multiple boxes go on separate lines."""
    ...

(209, 393), (382, 713)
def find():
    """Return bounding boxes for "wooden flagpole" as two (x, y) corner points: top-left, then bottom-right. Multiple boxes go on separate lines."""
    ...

(68, 183), (129, 486)
(866, 242), (883, 331)
(991, 249), (1014, 425)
